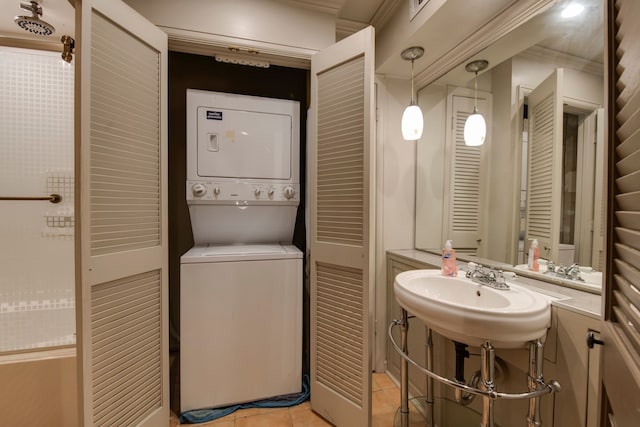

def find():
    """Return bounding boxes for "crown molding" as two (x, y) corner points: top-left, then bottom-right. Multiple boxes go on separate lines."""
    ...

(164, 27), (315, 69)
(414, 0), (557, 89)
(519, 44), (603, 77)
(370, 0), (402, 30)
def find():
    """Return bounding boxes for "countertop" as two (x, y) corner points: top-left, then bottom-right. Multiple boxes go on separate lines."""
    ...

(387, 249), (602, 319)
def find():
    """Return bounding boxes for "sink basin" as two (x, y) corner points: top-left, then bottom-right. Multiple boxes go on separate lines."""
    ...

(394, 269), (551, 348)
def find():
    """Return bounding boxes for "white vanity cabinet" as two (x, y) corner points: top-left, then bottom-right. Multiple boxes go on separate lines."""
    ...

(548, 307), (601, 427)
(386, 251), (601, 427)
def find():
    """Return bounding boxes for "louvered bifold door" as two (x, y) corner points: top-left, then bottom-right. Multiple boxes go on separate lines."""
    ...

(75, 1), (169, 426)
(525, 69), (564, 263)
(599, 0), (640, 424)
(309, 26), (375, 427)
(444, 95), (489, 251)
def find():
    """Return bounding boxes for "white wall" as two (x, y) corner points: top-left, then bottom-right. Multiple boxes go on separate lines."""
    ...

(512, 55), (604, 106)
(374, 76), (416, 371)
(124, 0), (336, 56)
(0, 47), (75, 352)
(415, 84), (447, 249)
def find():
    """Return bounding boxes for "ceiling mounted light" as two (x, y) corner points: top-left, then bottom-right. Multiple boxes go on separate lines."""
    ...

(215, 54), (270, 68)
(561, 2), (585, 18)
(463, 59), (489, 147)
(400, 46), (424, 141)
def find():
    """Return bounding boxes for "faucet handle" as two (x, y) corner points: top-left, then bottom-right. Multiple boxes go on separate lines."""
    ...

(547, 261), (555, 273)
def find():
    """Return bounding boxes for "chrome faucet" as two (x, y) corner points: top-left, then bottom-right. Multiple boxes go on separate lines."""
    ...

(545, 262), (583, 282)
(465, 262), (510, 290)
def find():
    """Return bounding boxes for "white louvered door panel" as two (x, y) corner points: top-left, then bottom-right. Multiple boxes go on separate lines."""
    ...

(600, 1), (640, 423)
(444, 95), (489, 250)
(310, 26), (374, 427)
(76, 1), (168, 426)
(592, 108), (606, 270)
(525, 69), (564, 263)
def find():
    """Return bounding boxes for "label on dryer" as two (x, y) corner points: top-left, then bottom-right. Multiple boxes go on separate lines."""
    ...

(206, 110), (223, 120)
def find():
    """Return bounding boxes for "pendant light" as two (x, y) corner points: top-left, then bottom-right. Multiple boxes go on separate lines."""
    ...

(401, 46), (425, 141)
(463, 59), (489, 146)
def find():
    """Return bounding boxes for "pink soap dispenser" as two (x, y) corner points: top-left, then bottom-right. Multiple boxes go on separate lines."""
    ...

(441, 240), (458, 277)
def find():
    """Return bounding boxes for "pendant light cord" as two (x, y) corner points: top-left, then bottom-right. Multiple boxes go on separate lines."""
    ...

(473, 70), (479, 114)
(410, 58), (416, 105)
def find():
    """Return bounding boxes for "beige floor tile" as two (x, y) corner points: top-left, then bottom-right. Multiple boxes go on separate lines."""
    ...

(289, 405), (332, 427)
(373, 373), (398, 391)
(173, 372), (403, 426)
(287, 401), (311, 414)
(235, 406), (288, 419)
(372, 408), (396, 427)
(202, 421), (234, 427)
(235, 409), (293, 427)
(372, 389), (397, 415)
(381, 388), (401, 409)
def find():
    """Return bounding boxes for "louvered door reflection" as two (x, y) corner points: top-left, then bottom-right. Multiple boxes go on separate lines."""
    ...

(445, 95), (486, 250)
(525, 69), (564, 262)
(310, 26), (375, 427)
(76, 1), (168, 426)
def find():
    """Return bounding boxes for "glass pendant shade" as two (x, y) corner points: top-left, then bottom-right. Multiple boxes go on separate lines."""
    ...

(402, 104), (424, 140)
(464, 112), (486, 146)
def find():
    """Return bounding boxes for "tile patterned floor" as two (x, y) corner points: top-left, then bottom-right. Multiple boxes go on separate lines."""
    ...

(171, 373), (404, 427)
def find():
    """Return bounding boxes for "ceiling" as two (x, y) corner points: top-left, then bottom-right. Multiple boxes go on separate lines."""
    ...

(432, 0), (604, 87)
(0, 0), (390, 44)
(0, 0), (604, 84)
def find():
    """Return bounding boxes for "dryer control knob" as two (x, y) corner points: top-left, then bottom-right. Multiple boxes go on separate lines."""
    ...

(192, 183), (207, 197)
(268, 188), (275, 198)
(283, 186), (295, 199)
(254, 188), (262, 198)
(213, 186), (221, 196)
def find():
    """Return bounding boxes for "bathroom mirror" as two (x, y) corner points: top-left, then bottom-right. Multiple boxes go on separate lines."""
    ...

(414, 0), (604, 292)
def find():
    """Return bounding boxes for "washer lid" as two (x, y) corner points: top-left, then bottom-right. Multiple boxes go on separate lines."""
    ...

(181, 243), (302, 263)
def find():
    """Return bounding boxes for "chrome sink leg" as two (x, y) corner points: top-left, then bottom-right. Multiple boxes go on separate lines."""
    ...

(527, 339), (544, 427)
(400, 308), (409, 427)
(480, 341), (495, 427)
(425, 328), (435, 426)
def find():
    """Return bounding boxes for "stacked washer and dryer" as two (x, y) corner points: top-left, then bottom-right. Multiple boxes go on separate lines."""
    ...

(180, 89), (302, 413)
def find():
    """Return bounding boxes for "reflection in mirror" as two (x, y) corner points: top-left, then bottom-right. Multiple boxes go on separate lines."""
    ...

(414, 0), (604, 292)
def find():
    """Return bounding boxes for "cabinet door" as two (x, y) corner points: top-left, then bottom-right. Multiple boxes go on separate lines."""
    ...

(554, 308), (595, 427)
(586, 330), (601, 427)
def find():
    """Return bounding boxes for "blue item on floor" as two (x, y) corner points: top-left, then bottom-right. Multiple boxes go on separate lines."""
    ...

(179, 374), (310, 424)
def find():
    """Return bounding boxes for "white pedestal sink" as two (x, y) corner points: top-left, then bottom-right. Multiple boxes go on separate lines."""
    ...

(394, 269), (551, 348)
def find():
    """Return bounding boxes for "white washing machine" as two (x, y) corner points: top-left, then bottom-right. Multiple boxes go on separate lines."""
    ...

(180, 90), (302, 412)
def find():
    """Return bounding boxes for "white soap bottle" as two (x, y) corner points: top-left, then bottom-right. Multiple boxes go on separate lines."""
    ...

(441, 240), (458, 277)
(528, 239), (540, 272)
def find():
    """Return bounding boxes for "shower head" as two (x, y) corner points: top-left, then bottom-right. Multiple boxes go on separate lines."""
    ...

(14, 1), (55, 36)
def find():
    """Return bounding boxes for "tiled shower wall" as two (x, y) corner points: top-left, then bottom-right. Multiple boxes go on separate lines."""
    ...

(0, 47), (75, 352)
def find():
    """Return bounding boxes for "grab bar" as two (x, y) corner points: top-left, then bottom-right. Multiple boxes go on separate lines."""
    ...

(0, 194), (62, 203)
